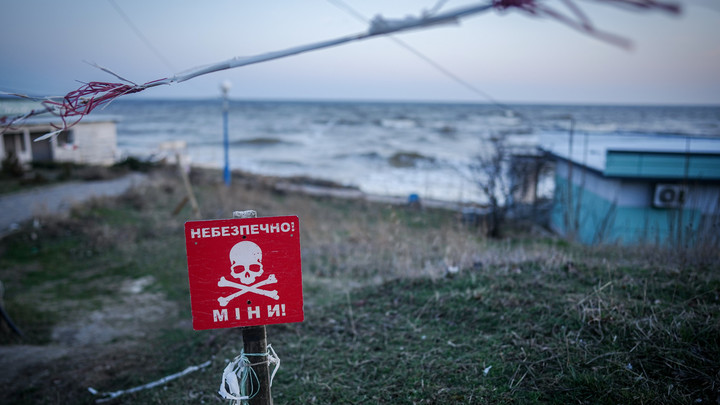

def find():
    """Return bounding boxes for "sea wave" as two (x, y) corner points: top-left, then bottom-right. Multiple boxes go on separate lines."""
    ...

(388, 151), (436, 168)
(231, 137), (292, 146)
(103, 100), (720, 203)
(378, 118), (419, 129)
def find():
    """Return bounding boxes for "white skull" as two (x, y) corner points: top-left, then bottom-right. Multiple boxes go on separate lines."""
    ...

(229, 241), (264, 285)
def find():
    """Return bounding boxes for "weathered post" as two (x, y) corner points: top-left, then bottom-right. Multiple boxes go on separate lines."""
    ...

(565, 116), (576, 240)
(233, 210), (272, 405)
(176, 152), (201, 218)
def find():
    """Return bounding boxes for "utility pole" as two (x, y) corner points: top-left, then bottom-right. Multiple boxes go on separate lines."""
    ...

(221, 80), (232, 186)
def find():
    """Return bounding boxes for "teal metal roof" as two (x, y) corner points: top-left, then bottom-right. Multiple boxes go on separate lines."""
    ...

(540, 133), (720, 180)
(605, 150), (720, 179)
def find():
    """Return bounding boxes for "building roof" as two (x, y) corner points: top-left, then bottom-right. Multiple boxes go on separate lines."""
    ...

(16, 115), (120, 126)
(1, 98), (119, 127)
(539, 132), (720, 180)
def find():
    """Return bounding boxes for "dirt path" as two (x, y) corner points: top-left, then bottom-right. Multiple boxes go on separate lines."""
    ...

(0, 276), (178, 388)
(0, 173), (147, 237)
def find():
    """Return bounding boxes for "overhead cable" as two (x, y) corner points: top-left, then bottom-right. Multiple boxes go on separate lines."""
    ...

(327, 0), (515, 112)
(1, 0), (681, 138)
(106, 0), (176, 73)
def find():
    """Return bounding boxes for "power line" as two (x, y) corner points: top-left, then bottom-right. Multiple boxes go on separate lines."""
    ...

(106, 0), (176, 73)
(3, 0), (679, 132)
(326, 0), (512, 110)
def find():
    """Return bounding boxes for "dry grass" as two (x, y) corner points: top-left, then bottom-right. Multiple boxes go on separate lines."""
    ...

(1, 166), (718, 404)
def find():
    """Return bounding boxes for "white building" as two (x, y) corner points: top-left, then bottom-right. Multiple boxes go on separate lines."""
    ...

(1, 115), (119, 167)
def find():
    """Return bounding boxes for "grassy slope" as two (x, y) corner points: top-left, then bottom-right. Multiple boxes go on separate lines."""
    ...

(1, 168), (718, 404)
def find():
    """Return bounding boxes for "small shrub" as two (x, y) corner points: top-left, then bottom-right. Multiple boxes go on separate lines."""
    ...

(114, 156), (156, 172)
(1, 150), (24, 178)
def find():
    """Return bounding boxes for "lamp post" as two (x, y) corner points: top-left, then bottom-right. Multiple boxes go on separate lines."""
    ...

(221, 80), (232, 186)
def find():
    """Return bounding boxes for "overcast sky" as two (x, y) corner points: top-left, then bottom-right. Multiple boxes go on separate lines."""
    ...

(1, 0), (718, 105)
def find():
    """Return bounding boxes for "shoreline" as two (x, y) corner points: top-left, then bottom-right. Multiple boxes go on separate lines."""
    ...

(178, 153), (487, 209)
(272, 180), (473, 211)
(190, 163), (485, 212)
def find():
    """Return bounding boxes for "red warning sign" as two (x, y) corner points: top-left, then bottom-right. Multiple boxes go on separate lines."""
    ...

(184, 216), (303, 330)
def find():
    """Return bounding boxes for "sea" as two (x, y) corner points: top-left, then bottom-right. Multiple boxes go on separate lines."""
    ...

(8, 98), (720, 204)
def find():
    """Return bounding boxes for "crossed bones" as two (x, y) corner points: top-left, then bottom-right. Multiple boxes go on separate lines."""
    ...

(217, 274), (279, 306)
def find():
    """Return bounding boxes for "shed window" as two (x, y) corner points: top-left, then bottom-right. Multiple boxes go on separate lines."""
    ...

(57, 130), (75, 147)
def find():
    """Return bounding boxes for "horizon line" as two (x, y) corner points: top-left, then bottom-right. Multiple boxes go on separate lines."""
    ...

(2, 94), (719, 108)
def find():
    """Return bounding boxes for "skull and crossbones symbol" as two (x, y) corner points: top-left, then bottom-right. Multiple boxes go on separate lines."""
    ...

(217, 241), (279, 306)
